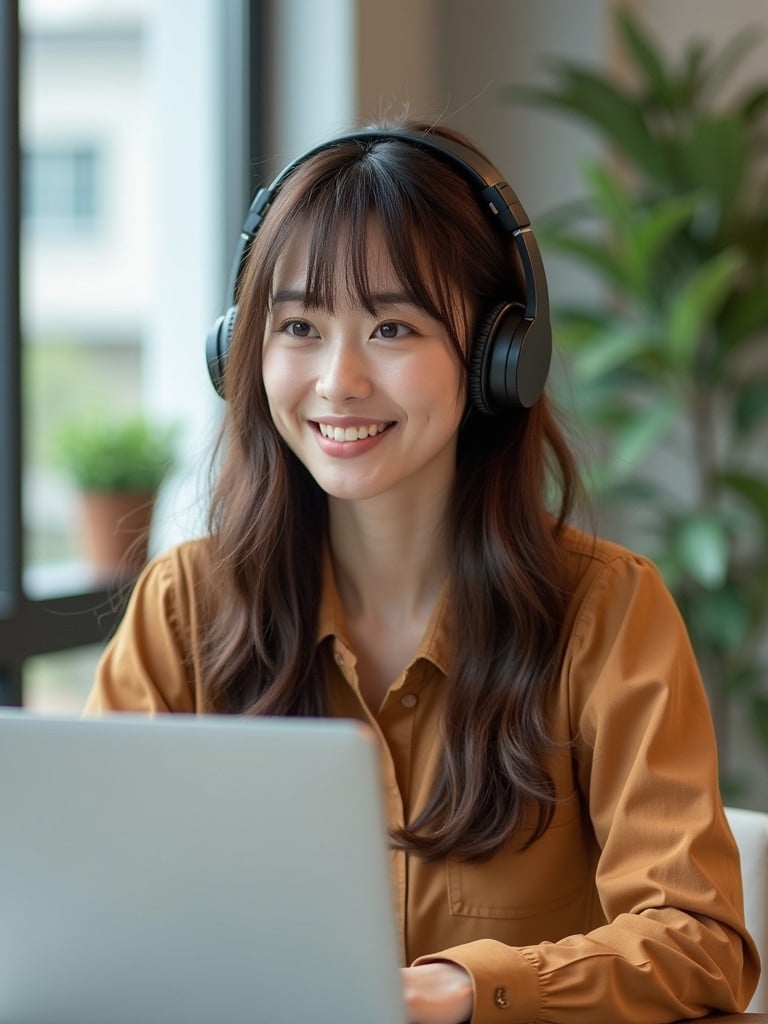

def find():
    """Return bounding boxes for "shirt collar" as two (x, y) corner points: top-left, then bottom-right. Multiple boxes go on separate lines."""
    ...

(315, 547), (451, 675)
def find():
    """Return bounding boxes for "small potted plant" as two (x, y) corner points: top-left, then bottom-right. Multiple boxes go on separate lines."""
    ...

(57, 414), (178, 578)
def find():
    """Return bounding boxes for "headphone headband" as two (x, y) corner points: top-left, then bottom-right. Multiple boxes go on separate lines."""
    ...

(206, 128), (552, 411)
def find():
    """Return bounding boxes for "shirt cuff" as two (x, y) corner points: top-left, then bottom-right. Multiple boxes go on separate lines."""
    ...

(412, 939), (541, 1024)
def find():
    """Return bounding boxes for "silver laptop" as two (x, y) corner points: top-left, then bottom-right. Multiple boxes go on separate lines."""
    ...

(0, 710), (407, 1024)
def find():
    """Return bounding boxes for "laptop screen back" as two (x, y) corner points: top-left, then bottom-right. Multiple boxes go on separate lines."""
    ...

(0, 711), (407, 1024)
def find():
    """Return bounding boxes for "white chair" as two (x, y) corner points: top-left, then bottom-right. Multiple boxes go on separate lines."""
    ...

(725, 805), (768, 1011)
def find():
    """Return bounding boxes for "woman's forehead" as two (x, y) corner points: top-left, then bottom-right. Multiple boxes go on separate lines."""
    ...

(270, 219), (411, 305)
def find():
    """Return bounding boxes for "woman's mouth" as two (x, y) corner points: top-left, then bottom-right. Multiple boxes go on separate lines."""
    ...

(316, 422), (393, 442)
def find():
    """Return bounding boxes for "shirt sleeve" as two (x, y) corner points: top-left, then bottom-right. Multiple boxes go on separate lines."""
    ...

(83, 545), (201, 715)
(413, 552), (760, 1024)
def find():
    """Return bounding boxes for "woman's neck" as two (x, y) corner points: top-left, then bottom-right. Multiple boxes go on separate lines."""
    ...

(327, 488), (451, 624)
(326, 489), (452, 711)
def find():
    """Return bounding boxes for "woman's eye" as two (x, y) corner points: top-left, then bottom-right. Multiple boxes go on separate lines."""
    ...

(375, 321), (409, 340)
(283, 320), (317, 339)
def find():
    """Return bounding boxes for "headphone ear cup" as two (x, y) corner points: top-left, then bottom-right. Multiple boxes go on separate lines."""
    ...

(206, 305), (237, 398)
(469, 302), (522, 415)
(469, 302), (551, 414)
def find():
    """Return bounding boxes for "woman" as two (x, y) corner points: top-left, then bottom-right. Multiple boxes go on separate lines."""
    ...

(85, 122), (759, 1024)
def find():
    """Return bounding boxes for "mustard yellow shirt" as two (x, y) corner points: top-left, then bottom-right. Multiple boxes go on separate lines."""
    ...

(85, 527), (760, 1024)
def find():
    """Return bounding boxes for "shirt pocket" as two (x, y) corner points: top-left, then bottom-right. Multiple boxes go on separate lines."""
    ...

(446, 794), (589, 920)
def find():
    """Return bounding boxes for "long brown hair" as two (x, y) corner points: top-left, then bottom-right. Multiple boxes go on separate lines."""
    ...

(202, 121), (582, 860)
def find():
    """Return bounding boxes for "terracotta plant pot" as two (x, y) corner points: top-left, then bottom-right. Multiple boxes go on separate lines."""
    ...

(78, 490), (156, 579)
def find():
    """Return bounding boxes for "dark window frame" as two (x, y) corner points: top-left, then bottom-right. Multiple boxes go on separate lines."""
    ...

(0, 0), (263, 706)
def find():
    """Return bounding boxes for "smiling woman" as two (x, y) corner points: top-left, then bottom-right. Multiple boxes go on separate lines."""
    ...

(83, 123), (759, 1024)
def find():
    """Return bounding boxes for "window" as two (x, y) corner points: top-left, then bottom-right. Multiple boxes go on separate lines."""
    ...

(1, 0), (262, 708)
(23, 146), (102, 229)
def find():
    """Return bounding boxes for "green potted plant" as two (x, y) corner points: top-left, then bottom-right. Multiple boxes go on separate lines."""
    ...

(57, 414), (177, 578)
(505, 10), (768, 796)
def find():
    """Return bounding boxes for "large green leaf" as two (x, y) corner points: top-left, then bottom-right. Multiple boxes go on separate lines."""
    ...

(536, 196), (598, 235)
(679, 39), (708, 109)
(579, 167), (702, 292)
(553, 318), (614, 358)
(571, 389), (652, 432)
(551, 305), (612, 333)
(506, 70), (671, 184)
(719, 471), (768, 533)
(666, 248), (744, 369)
(749, 694), (768, 748)
(599, 476), (661, 504)
(570, 324), (660, 379)
(685, 584), (752, 654)
(724, 665), (762, 696)
(734, 211), (768, 265)
(672, 513), (730, 588)
(676, 116), (748, 216)
(739, 83), (768, 121)
(721, 284), (768, 352)
(606, 398), (678, 474)
(623, 195), (701, 294)
(540, 232), (631, 291)
(616, 8), (676, 110)
(581, 160), (635, 227)
(733, 381), (768, 436)
(588, 460), (662, 497)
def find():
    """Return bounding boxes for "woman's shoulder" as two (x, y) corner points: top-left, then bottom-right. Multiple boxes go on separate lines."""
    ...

(156, 535), (214, 574)
(131, 536), (216, 608)
(559, 522), (660, 577)
(557, 523), (674, 628)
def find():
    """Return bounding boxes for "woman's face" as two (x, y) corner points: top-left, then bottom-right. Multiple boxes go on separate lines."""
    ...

(261, 225), (467, 508)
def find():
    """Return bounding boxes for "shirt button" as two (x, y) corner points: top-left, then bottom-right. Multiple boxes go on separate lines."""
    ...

(333, 651), (344, 667)
(493, 987), (509, 1009)
(400, 693), (418, 709)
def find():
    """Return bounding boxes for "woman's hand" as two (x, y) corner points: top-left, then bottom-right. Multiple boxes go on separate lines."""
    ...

(401, 962), (474, 1024)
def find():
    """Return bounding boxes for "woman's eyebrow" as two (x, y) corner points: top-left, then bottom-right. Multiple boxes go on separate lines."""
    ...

(270, 288), (309, 306)
(270, 288), (423, 310)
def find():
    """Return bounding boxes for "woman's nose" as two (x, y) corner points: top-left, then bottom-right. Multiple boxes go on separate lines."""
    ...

(314, 340), (373, 402)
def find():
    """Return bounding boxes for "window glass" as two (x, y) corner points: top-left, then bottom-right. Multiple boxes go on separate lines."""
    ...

(19, 0), (231, 599)
(24, 644), (103, 714)
(16, 0), (244, 708)
(23, 146), (102, 228)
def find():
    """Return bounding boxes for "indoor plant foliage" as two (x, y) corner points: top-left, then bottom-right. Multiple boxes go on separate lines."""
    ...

(506, 11), (768, 786)
(57, 415), (177, 576)
(58, 415), (177, 494)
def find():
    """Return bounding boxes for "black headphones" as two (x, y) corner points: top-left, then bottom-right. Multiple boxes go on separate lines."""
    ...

(206, 129), (552, 414)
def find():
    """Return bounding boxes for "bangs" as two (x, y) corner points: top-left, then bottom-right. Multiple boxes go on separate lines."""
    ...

(265, 150), (476, 359)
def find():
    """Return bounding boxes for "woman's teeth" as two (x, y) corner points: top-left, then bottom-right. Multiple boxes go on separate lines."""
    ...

(318, 423), (388, 442)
